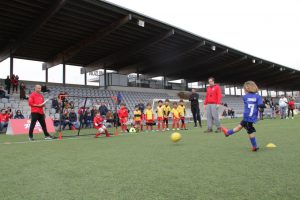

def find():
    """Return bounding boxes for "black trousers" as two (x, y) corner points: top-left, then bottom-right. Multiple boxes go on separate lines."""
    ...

(29, 113), (50, 138)
(191, 106), (202, 126)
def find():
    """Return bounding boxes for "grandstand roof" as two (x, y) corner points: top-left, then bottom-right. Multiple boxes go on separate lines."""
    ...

(1, 0), (299, 90)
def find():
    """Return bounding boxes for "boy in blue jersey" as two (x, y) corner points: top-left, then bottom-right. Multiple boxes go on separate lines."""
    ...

(221, 81), (264, 151)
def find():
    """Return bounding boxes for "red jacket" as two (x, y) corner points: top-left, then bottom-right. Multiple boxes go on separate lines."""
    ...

(118, 107), (128, 119)
(93, 115), (104, 129)
(204, 84), (222, 105)
(288, 101), (295, 110)
(0, 113), (10, 122)
(28, 92), (45, 114)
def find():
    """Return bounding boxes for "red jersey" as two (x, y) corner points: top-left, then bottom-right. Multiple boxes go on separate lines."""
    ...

(93, 115), (104, 129)
(288, 101), (295, 110)
(28, 91), (45, 114)
(0, 113), (10, 122)
(118, 107), (128, 119)
(204, 84), (222, 105)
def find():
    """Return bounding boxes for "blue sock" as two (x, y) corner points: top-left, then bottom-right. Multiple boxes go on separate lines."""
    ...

(250, 137), (257, 148)
(228, 129), (234, 135)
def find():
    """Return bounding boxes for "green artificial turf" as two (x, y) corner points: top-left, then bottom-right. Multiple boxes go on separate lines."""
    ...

(0, 117), (299, 200)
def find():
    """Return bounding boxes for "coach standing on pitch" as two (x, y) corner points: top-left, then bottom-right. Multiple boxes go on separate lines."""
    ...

(204, 77), (222, 133)
(189, 88), (202, 128)
(28, 85), (53, 141)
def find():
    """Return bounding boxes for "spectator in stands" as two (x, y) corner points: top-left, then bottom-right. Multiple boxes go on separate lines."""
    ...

(19, 82), (28, 100)
(259, 100), (265, 120)
(69, 109), (78, 129)
(138, 101), (145, 114)
(14, 110), (25, 119)
(11, 74), (19, 94)
(287, 96), (295, 119)
(41, 84), (50, 93)
(69, 101), (75, 109)
(53, 111), (60, 127)
(0, 86), (10, 99)
(106, 110), (114, 124)
(52, 97), (59, 112)
(84, 109), (93, 128)
(204, 77), (222, 133)
(6, 107), (13, 118)
(91, 106), (97, 119)
(0, 108), (11, 132)
(228, 108), (235, 118)
(62, 110), (75, 130)
(279, 95), (288, 119)
(270, 98), (276, 119)
(99, 103), (108, 116)
(189, 88), (202, 127)
(4, 75), (11, 95)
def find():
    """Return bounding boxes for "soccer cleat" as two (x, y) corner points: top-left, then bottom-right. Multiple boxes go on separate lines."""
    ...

(166, 128), (170, 131)
(252, 147), (260, 152)
(204, 129), (213, 133)
(29, 138), (35, 141)
(44, 136), (53, 140)
(194, 124), (197, 127)
(185, 128), (188, 130)
(105, 134), (110, 138)
(177, 128), (180, 131)
(221, 127), (229, 137)
(172, 128), (175, 131)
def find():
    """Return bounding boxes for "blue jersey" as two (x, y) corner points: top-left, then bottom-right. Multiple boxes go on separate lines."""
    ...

(243, 93), (263, 123)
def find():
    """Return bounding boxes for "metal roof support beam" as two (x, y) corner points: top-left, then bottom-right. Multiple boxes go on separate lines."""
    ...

(0, 0), (68, 62)
(201, 55), (248, 78)
(138, 41), (206, 73)
(157, 49), (229, 76)
(42, 14), (132, 69)
(83, 29), (175, 73)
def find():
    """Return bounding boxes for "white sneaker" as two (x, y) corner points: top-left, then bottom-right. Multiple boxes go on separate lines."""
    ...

(292, 117), (294, 119)
(172, 128), (175, 131)
(166, 128), (170, 131)
(44, 136), (53, 140)
(177, 128), (180, 131)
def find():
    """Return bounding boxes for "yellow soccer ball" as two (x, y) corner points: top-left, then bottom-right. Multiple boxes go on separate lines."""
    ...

(171, 132), (182, 143)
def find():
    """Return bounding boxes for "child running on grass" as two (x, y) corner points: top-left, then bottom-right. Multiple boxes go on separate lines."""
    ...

(221, 81), (264, 151)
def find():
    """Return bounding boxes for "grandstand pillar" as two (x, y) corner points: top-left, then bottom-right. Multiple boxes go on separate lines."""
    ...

(9, 52), (13, 77)
(292, 90), (294, 96)
(234, 85), (237, 96)
(62, 62), (66, 85)
(84, 71), (87, 86)
(45, 68), (48, 83)
(104, 68), (107, 89)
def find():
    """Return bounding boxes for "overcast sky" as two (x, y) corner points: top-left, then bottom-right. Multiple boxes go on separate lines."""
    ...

(1, 0), (299, 84)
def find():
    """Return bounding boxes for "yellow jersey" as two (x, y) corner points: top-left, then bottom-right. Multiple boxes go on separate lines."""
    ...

(144, 109), (154, 121)
(177, 105), (185, 117)
(163, 105), (171, 117)
(171, 108), (180, 119)
(156, 105), (164, 117)
(134, 110), (142, 121)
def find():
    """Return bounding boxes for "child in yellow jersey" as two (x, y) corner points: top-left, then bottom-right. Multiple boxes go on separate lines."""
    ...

(133, 106), (142, 132)
(144, 103), (154, 131)
(178, 99), (188, 130)
(171, 102), (180, 130)
(156, 100), (164, 131)
(163, 99), (171, 131)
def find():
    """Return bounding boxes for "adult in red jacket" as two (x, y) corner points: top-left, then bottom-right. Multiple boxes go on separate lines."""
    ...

(204, 77), (222, 133)
(287, 97), (295, 119)
(28, 85), (53, 141)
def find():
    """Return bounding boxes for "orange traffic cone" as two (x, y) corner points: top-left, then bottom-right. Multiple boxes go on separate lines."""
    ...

(114, 126), (118, 136)
(58, 132), (62, 140)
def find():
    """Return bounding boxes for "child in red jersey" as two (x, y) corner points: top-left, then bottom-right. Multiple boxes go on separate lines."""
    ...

(118, 103), (129, 132)
(94, 111), (110, 138)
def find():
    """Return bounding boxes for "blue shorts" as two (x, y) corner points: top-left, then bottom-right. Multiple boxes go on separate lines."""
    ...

(240, 120), (256, 134)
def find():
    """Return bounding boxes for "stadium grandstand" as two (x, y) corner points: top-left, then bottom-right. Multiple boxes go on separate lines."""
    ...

(0, 0), (300, 132)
